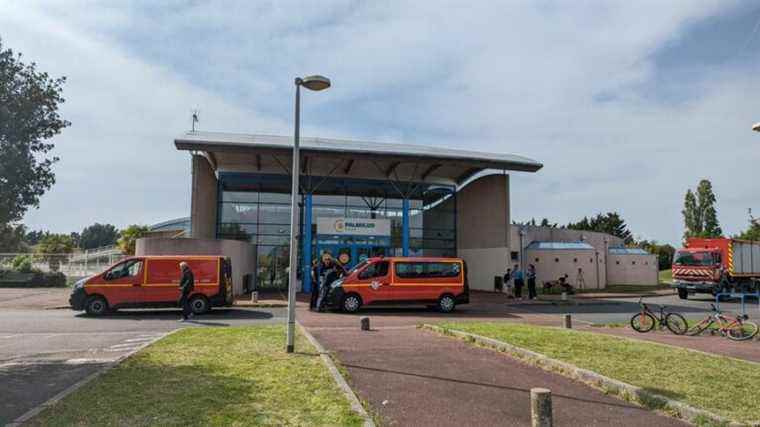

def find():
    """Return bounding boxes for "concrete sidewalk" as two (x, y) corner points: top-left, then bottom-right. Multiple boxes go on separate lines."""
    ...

(307, 325), (687, 426)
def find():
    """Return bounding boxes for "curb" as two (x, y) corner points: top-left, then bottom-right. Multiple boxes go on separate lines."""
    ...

(421, 324), (758, 427)
(297, 322), (375, 427)
(7, 329), (177, 427)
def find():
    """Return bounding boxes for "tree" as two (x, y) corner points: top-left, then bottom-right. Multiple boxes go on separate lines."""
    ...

(80, 223), (119, 249)
(638, 239), (676, 271)
(117, 225), (149, 255)
(0, 38), (70, 226)
(35, 234), (74, 271)
(0, 223), (27, 252)
(682, 179), (722, 240)
(24, 229), (49, 246)
(567, 212), (633, 244)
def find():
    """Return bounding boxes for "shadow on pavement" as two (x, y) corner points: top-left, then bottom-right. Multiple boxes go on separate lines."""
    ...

(0, 359), (107, 425)
(74, 308), (275, 321)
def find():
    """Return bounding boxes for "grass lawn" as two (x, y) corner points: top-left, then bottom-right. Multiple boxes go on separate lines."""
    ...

(30, 325), (364, 426)
(439, 322), (760, 424)
(659, 269), (673, 284)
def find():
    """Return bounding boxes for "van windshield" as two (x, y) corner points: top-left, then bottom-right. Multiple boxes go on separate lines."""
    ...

(673, 251), (715, 266)
(347, 260), (369, 276)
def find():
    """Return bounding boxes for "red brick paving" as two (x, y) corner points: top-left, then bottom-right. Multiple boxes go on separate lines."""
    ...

(308, 326), (687, 426)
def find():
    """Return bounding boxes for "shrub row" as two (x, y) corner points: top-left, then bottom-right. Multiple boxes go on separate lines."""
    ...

(0, 270), (68, 288)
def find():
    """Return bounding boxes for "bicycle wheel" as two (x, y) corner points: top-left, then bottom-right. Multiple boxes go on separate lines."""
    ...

(725, 320), (759, 341)
(630, 312), (656, 333)
(686, 317), (713, 336)
(664, 312), (688, 335)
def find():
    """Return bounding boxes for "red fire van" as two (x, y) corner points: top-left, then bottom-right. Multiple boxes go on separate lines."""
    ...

(324, 257), (469, 313)
(69, 256), (233, 316)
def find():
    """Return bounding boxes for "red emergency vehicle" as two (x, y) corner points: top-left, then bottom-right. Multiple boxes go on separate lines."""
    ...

(672, 238), (760, 299)
(69, 256), (233, 315)
(323, 256), (469, 313)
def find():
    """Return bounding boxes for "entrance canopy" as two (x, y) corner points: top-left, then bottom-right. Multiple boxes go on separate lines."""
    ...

(175, 131), (542, 186)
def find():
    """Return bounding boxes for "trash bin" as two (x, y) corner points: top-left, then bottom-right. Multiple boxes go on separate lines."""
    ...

(494, 275), (503, 291)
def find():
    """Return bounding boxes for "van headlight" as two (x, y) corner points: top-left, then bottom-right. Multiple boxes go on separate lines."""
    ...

(73, 276), (90, 289)
(330, 279), (344, 289)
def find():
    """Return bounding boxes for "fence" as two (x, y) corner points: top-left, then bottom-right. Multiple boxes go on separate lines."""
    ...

(0, 247), (127, 277)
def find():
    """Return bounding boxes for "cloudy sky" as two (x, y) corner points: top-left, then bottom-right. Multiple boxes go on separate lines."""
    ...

(3, 0), (760, 245)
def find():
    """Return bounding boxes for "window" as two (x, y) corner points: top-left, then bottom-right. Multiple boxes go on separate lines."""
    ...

(359, 261), (389, 279)
(395, 262), (460, 278)
(107, 259), (142, 280)
(510, 251), (519, 261)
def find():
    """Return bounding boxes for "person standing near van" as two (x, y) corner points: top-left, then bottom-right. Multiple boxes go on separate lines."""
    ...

(178, 261), (195, 322)
(503, 267), (514, 299)
(513, 264), (524, 300)
(315, 254), (344, 312)
(527, 264), (537, 300)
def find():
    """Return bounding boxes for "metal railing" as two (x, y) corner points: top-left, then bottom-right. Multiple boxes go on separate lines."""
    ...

(0, 251), (128, 277)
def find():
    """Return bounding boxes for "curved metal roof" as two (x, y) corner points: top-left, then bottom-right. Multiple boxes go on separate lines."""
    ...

(174, 131), (542, 186)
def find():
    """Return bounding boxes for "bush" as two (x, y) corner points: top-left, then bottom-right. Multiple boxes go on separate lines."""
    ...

(0, 270), (67, 287)
(11, 255), (34, 273)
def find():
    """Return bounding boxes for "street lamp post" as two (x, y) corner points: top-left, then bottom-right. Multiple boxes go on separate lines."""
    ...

(286, 75), (331, 353)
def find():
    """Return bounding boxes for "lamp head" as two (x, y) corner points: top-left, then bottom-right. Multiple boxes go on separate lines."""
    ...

(298, 75), (331, 91)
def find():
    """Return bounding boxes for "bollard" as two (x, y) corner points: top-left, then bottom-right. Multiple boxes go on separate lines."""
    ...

(360, 316), (370, 331)
(563, 314), (572, 329)
(251, 291), (258, 303)
(531, 388), (553, 427)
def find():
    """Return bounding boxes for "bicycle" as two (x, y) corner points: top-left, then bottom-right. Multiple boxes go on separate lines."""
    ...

(686, 304), (759, 341)
(630, 297), (688, 335)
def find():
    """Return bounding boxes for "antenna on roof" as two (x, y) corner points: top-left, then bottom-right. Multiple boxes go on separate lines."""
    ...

(191, 110), (200, 132)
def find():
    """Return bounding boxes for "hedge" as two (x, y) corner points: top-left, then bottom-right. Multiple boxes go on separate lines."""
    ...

(0, 270), (68, 288)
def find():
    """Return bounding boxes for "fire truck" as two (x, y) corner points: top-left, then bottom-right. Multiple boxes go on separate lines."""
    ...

(671, 238), (760, 299)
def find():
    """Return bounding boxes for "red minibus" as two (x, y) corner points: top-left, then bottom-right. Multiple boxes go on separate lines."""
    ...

(69, 256), (233, 316)
(324, 257), (469, 313)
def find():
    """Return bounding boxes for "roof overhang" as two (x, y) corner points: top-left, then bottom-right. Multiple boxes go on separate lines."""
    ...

(175, 131), (543, 186)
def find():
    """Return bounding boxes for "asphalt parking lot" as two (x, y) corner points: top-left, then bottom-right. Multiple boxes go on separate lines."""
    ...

(0, 288), (286, 425)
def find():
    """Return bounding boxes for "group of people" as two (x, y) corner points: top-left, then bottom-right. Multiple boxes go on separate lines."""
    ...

(503, 264), (576, 300)
(309, 253), (346, 312)
(503, 264), (538, 300)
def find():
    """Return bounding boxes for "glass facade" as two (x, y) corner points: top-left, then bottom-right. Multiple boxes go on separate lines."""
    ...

(216, 172), (457, 291)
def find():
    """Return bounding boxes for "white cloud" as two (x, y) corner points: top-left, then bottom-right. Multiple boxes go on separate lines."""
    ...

(4, 0), (758, 245)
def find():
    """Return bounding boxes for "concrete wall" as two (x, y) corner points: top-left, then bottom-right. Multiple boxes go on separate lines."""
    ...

(191, 155), (218, 239)
(456, 174), (510, 291)
(607, 254), (659, 285)
(135, 237), (255, 296)
(526, 249), (604, 289)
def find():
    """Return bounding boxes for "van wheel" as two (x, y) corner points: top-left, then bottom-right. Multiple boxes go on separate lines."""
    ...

(85, 296), (109, 316)
(438, 294), (456, 313)
(341, 294), (362, 313)
(677, 289), (688, 300)
(189, 295), (210, 314)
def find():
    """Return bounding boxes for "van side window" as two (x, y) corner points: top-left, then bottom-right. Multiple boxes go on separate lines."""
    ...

(107, 260), (142, 280)
(396, 262), (460, 279)
(359, 261), (389, 279)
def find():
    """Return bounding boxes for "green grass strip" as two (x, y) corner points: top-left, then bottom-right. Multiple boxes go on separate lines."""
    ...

(31, 325), (364, 426)
(440, 321), (760, 424)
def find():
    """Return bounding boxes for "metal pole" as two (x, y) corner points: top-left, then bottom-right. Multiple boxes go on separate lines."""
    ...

(286, 80), (301, 353)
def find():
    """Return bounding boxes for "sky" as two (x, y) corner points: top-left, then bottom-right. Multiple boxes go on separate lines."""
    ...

(3, 0), (760, 246)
